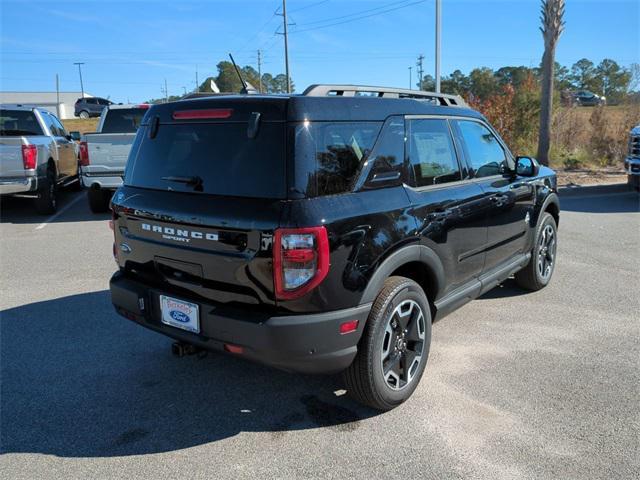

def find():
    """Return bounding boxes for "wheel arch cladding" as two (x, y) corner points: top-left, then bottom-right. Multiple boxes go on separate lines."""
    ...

(360, 245), (445, 308)
(541, 193), (560, 228)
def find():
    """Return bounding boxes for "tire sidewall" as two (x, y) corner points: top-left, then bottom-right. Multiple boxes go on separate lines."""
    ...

(368, 281), (432, 407)
(534, 214), (557, 286)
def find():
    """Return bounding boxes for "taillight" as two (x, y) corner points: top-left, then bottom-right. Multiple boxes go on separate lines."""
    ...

(79, 141), (89, 166)
(21, 145), (37, 170)
(273, 226), (329, 300)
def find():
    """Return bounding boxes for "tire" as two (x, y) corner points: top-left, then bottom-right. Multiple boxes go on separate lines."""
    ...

(515, 212), (558, 291)
(34, 170), (57, 215)
(343, 276), (432, 411)
(88, 188), (111, 213)
(79, 110), (89, 119)
(70, 163), (83, 191)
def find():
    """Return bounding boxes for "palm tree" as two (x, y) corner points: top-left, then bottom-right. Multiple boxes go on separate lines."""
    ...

(537, 0), (565, 166)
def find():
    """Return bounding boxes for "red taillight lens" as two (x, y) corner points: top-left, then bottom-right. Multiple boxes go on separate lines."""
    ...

(172, 108), (233, 120)
(79, 141), (89, 166)
(21, 144), (37, 170)
(137, 104), (150, 109)
(273, 226), (329, 300)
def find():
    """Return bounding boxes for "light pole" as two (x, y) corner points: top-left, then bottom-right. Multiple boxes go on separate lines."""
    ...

(408, 66), (413, 90)
(435, 0), (441, 93)
(73, 62), (85, 98)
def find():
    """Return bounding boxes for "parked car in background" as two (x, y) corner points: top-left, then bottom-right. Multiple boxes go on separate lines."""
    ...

(572, 90), (606, 106)
(74, 97), (113, 118)
(625, 125), (640, 191)
(80, 103), (148, 212)
(0, 105), (80, 214)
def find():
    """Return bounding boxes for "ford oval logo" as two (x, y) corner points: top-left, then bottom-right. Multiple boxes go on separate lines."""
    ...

(170, 310), (190, 323)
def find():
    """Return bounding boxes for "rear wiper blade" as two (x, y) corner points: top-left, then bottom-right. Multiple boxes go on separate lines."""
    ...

(161, 175), (203, 191)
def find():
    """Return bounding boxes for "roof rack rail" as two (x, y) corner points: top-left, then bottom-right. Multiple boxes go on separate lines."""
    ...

(302, 84), (467, 108)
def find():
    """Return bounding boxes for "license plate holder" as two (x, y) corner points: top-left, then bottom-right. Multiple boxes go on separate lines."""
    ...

(160, 295), (200, 334)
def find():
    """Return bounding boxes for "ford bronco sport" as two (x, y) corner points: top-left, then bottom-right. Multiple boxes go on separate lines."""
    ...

(109, 85), (560, 410)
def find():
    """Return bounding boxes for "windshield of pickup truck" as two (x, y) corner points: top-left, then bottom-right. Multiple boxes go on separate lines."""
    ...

(0, 110), (45, 136)
(101, 108), (146, 133)
(125, 122), (286, 198)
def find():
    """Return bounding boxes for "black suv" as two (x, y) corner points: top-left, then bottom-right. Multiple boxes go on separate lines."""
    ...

(109, 85), (560, 410)
(74, 97), (113, 118)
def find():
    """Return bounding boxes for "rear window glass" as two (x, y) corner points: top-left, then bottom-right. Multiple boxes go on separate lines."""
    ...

(0, 110), (44, 136)
(102, 108), (146, 133)
(125, 122), (286, 198)
(293, 122), (382, 196)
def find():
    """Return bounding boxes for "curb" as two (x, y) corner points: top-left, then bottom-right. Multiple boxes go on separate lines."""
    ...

(557, 182), (630, 197)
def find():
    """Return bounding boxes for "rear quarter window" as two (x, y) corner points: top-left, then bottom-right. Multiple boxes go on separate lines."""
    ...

(102, 108), (146, 133)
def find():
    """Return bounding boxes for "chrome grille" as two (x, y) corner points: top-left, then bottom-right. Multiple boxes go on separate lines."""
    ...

(630, 135), (640, 158)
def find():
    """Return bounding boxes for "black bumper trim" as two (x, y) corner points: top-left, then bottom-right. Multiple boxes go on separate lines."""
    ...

(110, 272), (371, 374)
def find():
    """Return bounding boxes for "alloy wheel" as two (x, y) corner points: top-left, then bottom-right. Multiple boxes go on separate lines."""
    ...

(380, 299), (426, 391)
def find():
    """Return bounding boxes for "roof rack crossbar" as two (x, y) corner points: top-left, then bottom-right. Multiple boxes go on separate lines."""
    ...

(302, 84), (467, 107)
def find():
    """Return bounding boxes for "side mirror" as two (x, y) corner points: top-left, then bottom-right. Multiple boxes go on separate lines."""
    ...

(69, 131), (81, 141)
(515, 156), (539, 177)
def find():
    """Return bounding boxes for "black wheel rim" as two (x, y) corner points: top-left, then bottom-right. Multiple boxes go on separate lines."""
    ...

(537, 224), (556, 280)
(380, 299), (426, 391)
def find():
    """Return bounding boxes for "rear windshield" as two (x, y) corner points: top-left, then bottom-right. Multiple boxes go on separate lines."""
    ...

(0, 110), (44, 136)
(102, 108), (146, 133)
(125, 122), (286, 198)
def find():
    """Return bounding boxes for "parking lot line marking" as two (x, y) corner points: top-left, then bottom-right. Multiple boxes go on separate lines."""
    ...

(35, 194), (85, 231)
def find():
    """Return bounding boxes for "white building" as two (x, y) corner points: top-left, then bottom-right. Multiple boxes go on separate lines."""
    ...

(0, 91), (94, 120)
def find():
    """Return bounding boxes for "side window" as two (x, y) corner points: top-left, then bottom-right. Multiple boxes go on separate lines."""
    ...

(407, 119), (461, 187)
(455, 120), (508, 178)
(51, 116), (67, 136)
(359, 116), (406, 189)
(40, 112), (59, 136)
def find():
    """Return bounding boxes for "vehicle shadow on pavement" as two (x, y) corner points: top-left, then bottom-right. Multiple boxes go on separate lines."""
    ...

(0, 291), (377, 458)
(0, 190), (109, 225)
(560, 189), (640, 214)
(477, 278), (527, 300)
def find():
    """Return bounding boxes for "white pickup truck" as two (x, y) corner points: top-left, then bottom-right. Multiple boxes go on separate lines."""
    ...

(80, 104), (148, 212)
(0, 105), (81, 214)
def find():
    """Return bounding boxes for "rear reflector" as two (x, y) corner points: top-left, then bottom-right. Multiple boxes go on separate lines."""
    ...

(224, 344), (244, 354)
(172, 108), (233, 120)
(79, 141), (89, 166)
(339, 320), (359, 334)
(21, 144), (37, 170)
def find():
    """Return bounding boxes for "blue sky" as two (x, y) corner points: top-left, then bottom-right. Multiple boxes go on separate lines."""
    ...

(0, 0), (638, 102)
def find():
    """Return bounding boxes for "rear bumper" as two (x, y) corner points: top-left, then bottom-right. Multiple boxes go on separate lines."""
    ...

(109, 272), (371, 374)
(0, 176), (37, 195)
(81, 174), (123, 189)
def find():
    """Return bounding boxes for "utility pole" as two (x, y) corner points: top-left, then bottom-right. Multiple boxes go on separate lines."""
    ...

(195, 65), (199, 92)
(55, 74), (60, 118)
(280, 0), (291, 93)
(257, 49), (263, 93)
(73, 62), (85, 98)
(164, 78), (168, 103)
(182, 86), (187, 95)
(435, 0), (441, 93)
(408, 66), (413, 90)
(417, 54), (425, 90)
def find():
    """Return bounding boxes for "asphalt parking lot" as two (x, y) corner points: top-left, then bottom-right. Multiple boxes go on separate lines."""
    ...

(1, 187), (639, 479)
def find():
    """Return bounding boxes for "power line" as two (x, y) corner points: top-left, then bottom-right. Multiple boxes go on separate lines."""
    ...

(288, 0), (330, 13)
(291, 0), (426, 33)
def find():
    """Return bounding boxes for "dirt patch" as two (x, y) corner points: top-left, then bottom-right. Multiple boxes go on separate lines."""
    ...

(556, 166), (627, 187)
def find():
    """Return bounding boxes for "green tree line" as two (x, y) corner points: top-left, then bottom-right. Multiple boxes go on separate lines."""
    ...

(419, 58), (635, 104)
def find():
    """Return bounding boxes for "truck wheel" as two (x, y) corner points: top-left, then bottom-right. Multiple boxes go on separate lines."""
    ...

(343, 276), (432, 411)
(79, 110), (89, 119)
(88, 188), (111, 213)
(34, 170), (57, 215)
(515, 213), (557, 291)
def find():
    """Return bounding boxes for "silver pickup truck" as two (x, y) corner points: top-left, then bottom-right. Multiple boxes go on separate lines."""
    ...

(0, 105), (81, 214)
(80, 104), (148, 212)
